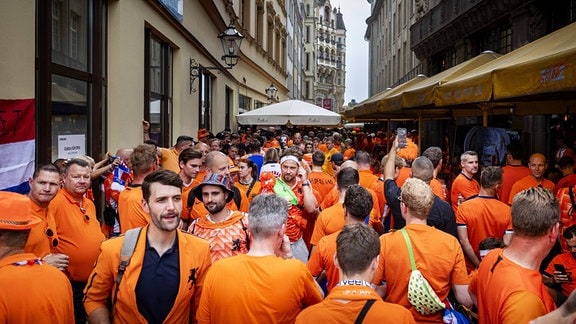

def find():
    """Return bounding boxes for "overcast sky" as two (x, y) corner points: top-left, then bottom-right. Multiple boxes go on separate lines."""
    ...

(337, 0), (372, 105)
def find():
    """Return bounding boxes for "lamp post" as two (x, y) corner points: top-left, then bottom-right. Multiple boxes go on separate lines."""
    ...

(190, 21), (244, 93)
(265, 83), (278, 104)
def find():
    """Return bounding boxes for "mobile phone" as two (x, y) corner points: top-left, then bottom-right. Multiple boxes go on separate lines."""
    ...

(554, 264), (567, 275)
(397, 128), (407, 148)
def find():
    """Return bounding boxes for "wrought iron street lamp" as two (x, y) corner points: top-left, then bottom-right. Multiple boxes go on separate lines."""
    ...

(265, 83), (278, 104)
(190, 22), (244, 93)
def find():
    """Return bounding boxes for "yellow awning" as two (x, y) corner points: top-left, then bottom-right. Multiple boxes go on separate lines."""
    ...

(402, 51), (500, 108)
(435, 22), (576, 106)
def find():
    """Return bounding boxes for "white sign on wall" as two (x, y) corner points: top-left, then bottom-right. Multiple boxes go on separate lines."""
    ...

(58, 134), (86, 159)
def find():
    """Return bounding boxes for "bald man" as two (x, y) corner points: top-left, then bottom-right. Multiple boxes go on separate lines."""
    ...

(508, 153), (555, 205)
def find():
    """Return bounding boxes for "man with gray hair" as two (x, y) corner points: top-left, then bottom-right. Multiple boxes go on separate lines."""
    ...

(470, 187), (559, 323)
(373, 178), (471, 322)
(197, 194), (323, 323)
(384, 138), (457, 236)
(422, 146), (447, 200)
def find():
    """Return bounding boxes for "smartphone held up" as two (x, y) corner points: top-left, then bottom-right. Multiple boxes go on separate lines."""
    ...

(397, 128), (407, 148)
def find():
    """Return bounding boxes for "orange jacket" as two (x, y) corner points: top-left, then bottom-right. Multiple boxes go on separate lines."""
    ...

(84, 226), (212, 323)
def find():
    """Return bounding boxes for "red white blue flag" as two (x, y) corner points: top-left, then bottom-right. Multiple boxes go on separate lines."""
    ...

(0, 99), (35, 193)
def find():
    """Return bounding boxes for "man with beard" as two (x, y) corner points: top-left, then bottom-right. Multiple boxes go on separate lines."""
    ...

(188, 173), (249, 262)
(84, 170), (212, 323)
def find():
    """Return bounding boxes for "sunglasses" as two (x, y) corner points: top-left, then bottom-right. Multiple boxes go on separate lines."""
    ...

(45, 228), (59, 248)
(80, 207), (90, 222)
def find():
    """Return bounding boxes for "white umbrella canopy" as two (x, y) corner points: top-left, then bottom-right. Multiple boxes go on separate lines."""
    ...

(236, 100), (342, 126)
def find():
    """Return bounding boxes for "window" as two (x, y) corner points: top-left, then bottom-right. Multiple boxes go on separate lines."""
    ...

(239, 94), (251, 111)
(145, 32), (173, 147)
(37, 0), (105, 164)
(199, 73), (212, 130)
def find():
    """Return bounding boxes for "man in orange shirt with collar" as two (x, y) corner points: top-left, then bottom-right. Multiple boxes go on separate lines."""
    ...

(0, 192), (74, 323)
(49, 158), (105, 323)
(298, 223), (415, 324)
(451, 150), (480, 213)
(470, 187), (558, 323)
(84, 170), (212, 323)
(508, 153), (555, 205)
(25, 164), (69, 270)
(308, 185), (374, 292)
(118, 144), (158, 233)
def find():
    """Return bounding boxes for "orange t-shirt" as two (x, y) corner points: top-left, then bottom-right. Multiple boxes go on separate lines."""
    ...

(470, 249), (556, 323)
(545, 253), (576, 297)
(451, 173), (480, 213)
(308, 230), (340, 292)
(189, 185), (249, 220)
(312, 202), (380, 246)
(320, 187), (380, 216)
(456, 196), (512, 271)
(160, 147), (180, 173)
(0, 253), (74, 323)
(25, 200), (59, 257)
(188, 211), (249, 263)
(50, 189), (105, 281)
(308, 171), (336, 199)
(343, 148), (356, 160)
(295, 285), (415, 324)
(396, 167), (411, 188)
(508, 175), (555, 205)
(235, 180), (262, 203)
(373, 224), (469, 323)
(498, 165), (530, 204)
(430, 178), (446, 201)
(197, 254), (323, 323)
(118, 185), (150, 233)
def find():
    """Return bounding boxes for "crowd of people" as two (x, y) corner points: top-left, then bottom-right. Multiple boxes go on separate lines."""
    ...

(1, 121), (576, 323)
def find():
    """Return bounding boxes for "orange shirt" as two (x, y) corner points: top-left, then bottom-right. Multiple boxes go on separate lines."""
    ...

(84, 226), (212, 323)
(25, 199), (59, 257)
(396, 167), (411, 188)
(373, 224), (469, 323)
(555, 174), (576, 194)
(545, 253), (576, 297)
(197, 254), (322, 323)
(296, 285), (415, 324)
(308, 230), (340, 292)
(470, 249), (556, 323)
(181, 179), (202, 222)
(343, 148), (355, 160)
(311, 202), (380, 246)
(558, 186), (576, 252)
(160, 147), (180, 173)
(189, 186), (249, 220)
(188, 211), (249, 263)
(118, 185), (149, 233)
(508, 175), (555, 205)
(320, 187), (380, 217)
(430, 178), (446, 200)
(451, 173), (480, 213)
(456, 196), (512, 271)
(308, 171), (336, 198)
(235, 180), (262, 203)
(498, 165), (530, 204)
(0, 253), (74, 323)
(50, 189), (105, 282)
(358, 169), (378, 188)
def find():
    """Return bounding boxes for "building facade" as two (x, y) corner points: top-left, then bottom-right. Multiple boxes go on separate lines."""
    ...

(302, 0), (347, 112)
(0, 0), (289, 168)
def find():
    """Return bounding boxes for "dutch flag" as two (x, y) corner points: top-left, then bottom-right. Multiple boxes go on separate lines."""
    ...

(0, 99), (35, 194)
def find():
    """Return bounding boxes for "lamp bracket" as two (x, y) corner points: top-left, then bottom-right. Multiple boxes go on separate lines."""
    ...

(190, 58), (233, 93)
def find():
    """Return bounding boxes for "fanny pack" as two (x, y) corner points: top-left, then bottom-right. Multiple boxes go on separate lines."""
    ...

(400, 228), (446, 315)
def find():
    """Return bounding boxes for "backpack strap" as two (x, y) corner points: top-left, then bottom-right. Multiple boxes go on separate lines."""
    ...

(113, 227), (142, 306)
(354, 299), (376, 324)
(187, 189), (196, 209)
(400, 228), (417, 271)
(246, 178), (257, 198)
(231, 186), (242, 209)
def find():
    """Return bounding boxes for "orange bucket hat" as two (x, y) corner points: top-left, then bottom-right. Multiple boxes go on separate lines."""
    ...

(0, 191), (41, 230)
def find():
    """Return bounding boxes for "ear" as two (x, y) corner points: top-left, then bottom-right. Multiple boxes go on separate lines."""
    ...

(333, 253), (341, 271)
(142, 198), (150, 214)
(371, 255), (380, 272)
(550, 222), (561, 243)
(28, 177), (34, 186)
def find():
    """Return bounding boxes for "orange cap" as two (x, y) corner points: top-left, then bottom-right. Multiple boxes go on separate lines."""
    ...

(0, 192), (41, 230)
